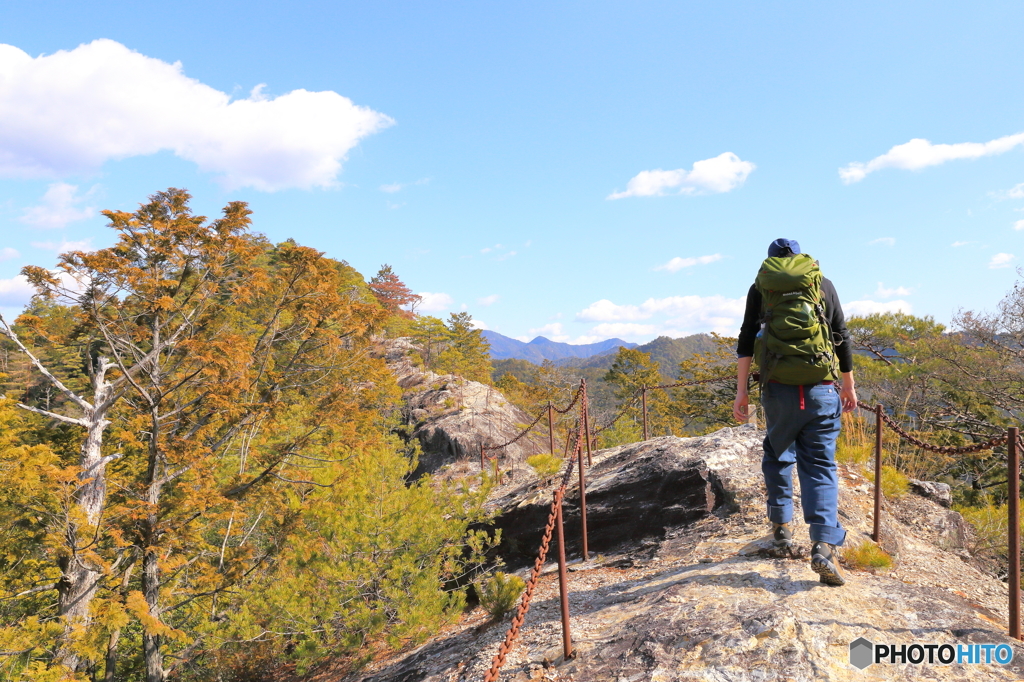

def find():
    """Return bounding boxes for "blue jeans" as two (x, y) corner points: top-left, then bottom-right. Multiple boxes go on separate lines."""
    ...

(761, 381), (846, 546)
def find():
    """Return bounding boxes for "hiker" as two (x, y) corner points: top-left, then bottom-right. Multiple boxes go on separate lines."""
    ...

(732, 238), (857, 586)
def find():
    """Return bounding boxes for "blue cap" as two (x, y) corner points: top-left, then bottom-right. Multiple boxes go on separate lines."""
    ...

(768, 238), (801, 257)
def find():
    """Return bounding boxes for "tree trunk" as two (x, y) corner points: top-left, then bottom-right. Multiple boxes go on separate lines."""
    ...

(143, 402), (165, 682)
(142, 544), (164, 682)
(55, 362), (115, 671)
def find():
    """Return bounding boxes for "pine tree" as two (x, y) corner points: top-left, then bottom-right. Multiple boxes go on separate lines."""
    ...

(368, 264), (421, 319)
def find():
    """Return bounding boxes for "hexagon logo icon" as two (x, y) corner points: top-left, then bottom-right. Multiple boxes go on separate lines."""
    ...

(849, 637), (874, 670)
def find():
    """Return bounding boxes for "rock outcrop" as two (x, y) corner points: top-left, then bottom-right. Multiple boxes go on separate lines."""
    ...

(380, 338), (544, 477)
(335, 425), (1024, 681)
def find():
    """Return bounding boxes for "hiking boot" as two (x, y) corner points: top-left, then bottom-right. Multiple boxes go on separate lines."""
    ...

(772, 522), (793, 552)
(811, 542), (846, 586)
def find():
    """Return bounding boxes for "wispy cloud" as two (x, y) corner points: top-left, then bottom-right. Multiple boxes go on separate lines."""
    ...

(654, 254), (723, 272)
(993, 182), (1024, 200)
(875, 282), (912, 298)
(20, 183), (97, 229)
(416, 291), (454, 312)
(1014, 220), (1024, 231)
(0, 40), (392, 190)
(0, 247), (19, 262)
(379, 178), (429, 193)
(608, 152), (755, 199)
(840, 133), (1024, 184)
(477, 294), (499, 306)
(951, 241), (972, 247)
(990, 253), (1016, 269)
(845, 300), (913, 316)
(31, 238), (93, 253)
(869, 237), (896, 247)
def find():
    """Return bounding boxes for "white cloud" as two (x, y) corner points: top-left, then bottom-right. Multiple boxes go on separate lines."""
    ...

(0, 247), (19, 261)
(0, 40), (392, 191)
(575, 294), (746, 338)
(840, 133), (1024, 184)
(875, 282), (912, 298)
(470, 319), (488, 330)
(951, 241), (971, 247)
(869, 237), (896, 247)
(990, 253), (1016, 269)
(608, 152), (755, 199)
(31, 238), (93, 253)
(416, 292), (454, 312)
(20, 183), (97, 229)
(527, 323), (568, 342)
(845, 300), (913, 316)
(654, 254), (723, 272)
(477, 294), (500, 306)
(588, 322), (657, 338)
(0, 275), (35, 307)
(1014, 220), (1024, 231)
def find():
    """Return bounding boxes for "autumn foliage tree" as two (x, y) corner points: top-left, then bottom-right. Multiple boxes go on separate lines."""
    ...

(368, 264), (420, 319)
(0, 189), (492, 681)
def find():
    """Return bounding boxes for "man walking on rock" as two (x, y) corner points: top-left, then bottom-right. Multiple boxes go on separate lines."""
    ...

(733, 238), (857, 586)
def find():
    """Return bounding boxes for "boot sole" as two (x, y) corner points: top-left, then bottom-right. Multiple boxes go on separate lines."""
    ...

(811, 555), (846, 586)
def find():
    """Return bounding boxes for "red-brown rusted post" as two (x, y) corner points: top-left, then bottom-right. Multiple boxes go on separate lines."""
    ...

(1009, 427), (1021, 640)
(480, 442), (486, 471)
(873, 404), (883, 543)
(555, 491), (573, 659)
(547, 402), (555, 456)
(641, 387), (649, 441)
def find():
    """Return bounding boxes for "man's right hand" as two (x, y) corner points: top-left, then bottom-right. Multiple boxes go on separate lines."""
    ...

(733, 393), (749, 423)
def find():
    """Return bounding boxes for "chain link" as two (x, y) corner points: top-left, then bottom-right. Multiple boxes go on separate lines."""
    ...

(482, 387), (585, 453)
(857, 400), (1006, 454)
(482, 409), (548, 453)
(592, 376), (733, 435)
(552, 386), (583, 414)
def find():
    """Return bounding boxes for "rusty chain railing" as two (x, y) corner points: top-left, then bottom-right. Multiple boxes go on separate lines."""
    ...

(477, 380), (1023, 680)
(483, 387), (587, 681)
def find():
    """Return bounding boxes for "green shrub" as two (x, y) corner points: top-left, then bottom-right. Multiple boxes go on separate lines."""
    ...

(526, 453), (562, 482)
(843, 541), (893, 570)
(477, 571), (525, 620)
(868, 464), (910, 498)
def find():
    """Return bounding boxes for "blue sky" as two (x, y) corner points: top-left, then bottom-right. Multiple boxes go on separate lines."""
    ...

(2, 2), (1024, 344)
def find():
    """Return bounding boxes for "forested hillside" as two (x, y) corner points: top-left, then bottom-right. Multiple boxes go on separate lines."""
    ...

(0, 190), (495, 681)
(4, 190), (1024, 682)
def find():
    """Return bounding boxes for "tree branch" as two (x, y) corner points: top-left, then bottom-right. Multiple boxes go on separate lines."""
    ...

(0, 313), (92, 412)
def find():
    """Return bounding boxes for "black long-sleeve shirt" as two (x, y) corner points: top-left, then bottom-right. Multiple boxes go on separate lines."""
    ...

(736, 277), (854, 374)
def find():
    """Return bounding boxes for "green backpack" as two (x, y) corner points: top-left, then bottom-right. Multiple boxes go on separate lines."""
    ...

(753, 253), (838, 386)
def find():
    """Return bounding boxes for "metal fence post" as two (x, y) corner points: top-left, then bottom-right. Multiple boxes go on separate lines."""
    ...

(480, 442), (486, 471)
(641, 387), (649, 441)
(547, 402), (555, 456)
(873, 404), (883, 544)
(1009, 427), (1021, 640)
(555, 491), (573, 660)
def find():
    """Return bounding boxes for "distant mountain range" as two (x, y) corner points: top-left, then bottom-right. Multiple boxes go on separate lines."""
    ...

(481, 330), (638, 363)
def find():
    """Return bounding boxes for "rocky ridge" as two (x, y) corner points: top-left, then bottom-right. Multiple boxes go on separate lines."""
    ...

(379, 338), (544, 477)
(329, 424), (1024, 682)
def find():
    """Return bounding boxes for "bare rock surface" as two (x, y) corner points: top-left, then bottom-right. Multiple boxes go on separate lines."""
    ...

(329, 425), (1024, 681)
(379, 338), (544, 477)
